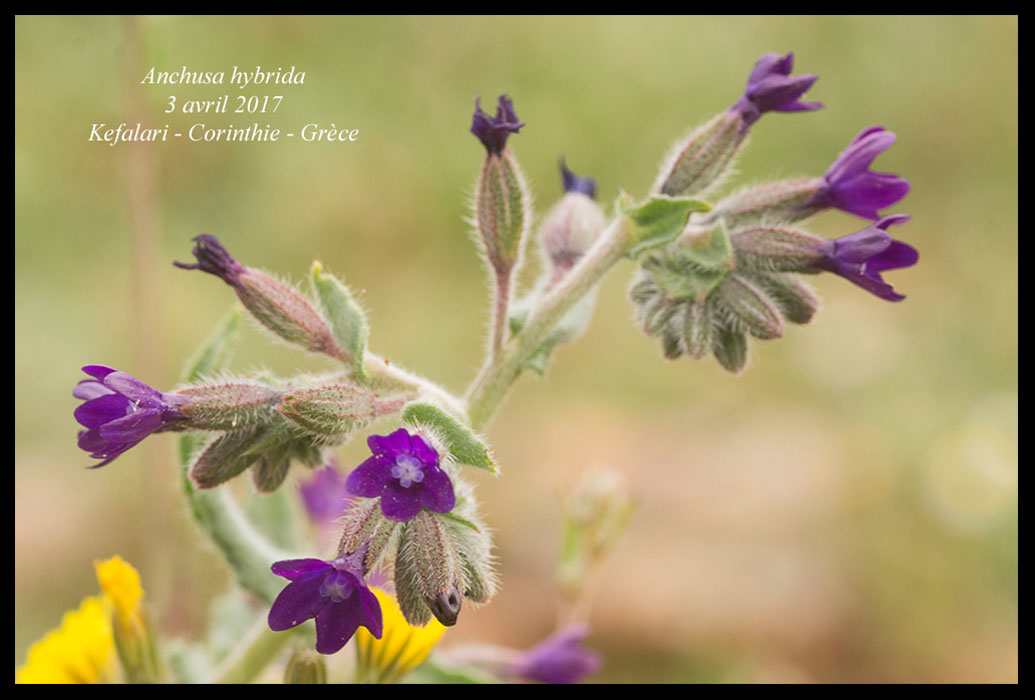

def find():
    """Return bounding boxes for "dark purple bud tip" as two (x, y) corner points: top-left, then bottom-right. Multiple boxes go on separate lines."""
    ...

(731, 52), (822, 127)
(173, 234), (246, 287)
(815, 214), (918, 301)
(471, 94), (525, 155)
(559, 158), (597, 199)
(426, 584), (462, 627)
(814, 126), (911, 220)
(345, 428), (456, 522)
(73, 365), (188, 468)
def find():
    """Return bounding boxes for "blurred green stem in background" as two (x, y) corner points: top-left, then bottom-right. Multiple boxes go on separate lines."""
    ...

(465, 215), (634, 431)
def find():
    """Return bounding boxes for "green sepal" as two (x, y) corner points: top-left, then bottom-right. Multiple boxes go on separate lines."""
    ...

(311, 261), (369, 379)
(402, 402), (497, 473)
(642, 251), (728, 301)
(679, 219), (734, 271)
(618, 193), (711, 259)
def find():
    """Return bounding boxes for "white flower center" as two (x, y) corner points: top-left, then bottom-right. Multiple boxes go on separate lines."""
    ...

(391, 454), (425, 488)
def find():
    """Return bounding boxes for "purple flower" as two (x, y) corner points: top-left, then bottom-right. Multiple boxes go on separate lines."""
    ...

(471, 95), (525, 155)
(560, 158), (597, 199)
(345, 428), (455, 522)
(299, 461), (353, 527)
(815, 214), (919, 301)
(268, 555), (382, 655)
(811, 126), (911, 220)
(510, 624), (602, 684)
(172, 234), (246, 287)
(729, 52), (822, 127)
(74, 365), (188, 468)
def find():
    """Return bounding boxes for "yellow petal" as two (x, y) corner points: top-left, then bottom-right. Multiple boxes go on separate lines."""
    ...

(15, 596), (116, 684)
(355, 587), (446, 683)
(93, 556), (144, 625)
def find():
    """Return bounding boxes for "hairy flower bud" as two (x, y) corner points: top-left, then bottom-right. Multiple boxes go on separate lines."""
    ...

(276, 385), (407, 439)
(652, 112), (745, 198)
(175, 235), (351, 363)
(730, 225), (828, 272)
(284, 649), (327, 684)
(173, 380), (283, 430)
(394, 510), (464, 627)
(653, 52), (819, 199)
(558, 470), (633, 597)
(539, 160), (607, 287)
(471, 95), (531, 277)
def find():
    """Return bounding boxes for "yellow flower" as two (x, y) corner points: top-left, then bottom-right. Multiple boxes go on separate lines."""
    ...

(15, 596), (116, 684)
(354, 587), (446, 683)
(93, 556), (144, 630)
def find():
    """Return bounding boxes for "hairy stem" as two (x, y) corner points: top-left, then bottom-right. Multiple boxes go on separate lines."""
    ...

(490, 270), (512, 358)
(465, 215), (633, 430)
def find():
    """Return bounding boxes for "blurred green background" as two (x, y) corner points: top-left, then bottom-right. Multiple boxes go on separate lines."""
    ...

(15, 15), (1017, 683)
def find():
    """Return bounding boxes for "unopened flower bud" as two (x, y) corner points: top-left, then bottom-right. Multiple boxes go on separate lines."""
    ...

(175, 235), (351, 363)
(558, 470), (633, 596)
(276, 385), (407, 439)
(540, 159), (606, 287)
(94, 556), (159, 683)
(173, 380), (283, 431)
(471, 96), (531, 277)
(394, 510), (465, 627)
(730, 225), (828, 272)
(284, 649), (327, 684)
(653, 52), (819, 199)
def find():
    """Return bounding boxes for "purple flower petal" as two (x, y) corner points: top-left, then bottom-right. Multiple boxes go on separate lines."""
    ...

(73, 380), (114, 401)
(172, 234), (246, 287)
(102, 372), (165, 407)
(815, 214), (917, 302)
(267, 556), (382, 655)
(73, 366), (186, 467)
(268, 573), (329, 631)
(271, 558), (333, 580)
(407, 433), (439, 465)
(471, 94), (525, 155)
(560, 158), (597, 199)
(730, 52), (822, 127)
(512, 624), (602, 684)
(368, 428), (411, 457)
(97, 408), (163, 443)
(74, 394), (132, 429)
(815, 127), (910, 220)
(345, 456), (393, 498)
(81, 365), (118, 380)
(418, 467), (456, 514)
(300, 463), (354, 526)
(314, 600), (362, 655)
(379, 480), (424, 522)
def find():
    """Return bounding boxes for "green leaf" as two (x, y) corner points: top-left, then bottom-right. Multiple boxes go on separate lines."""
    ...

(619, 193), (712, 259)
(311, 261), (369, 378)
(402, 402), (497, 473)
(679, 218), (733, 271)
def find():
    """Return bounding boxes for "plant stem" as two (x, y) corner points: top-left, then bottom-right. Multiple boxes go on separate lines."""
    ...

(490, 270), (512, 358)
(204, 615), (292, 684)
(465, 215), (633, 431)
